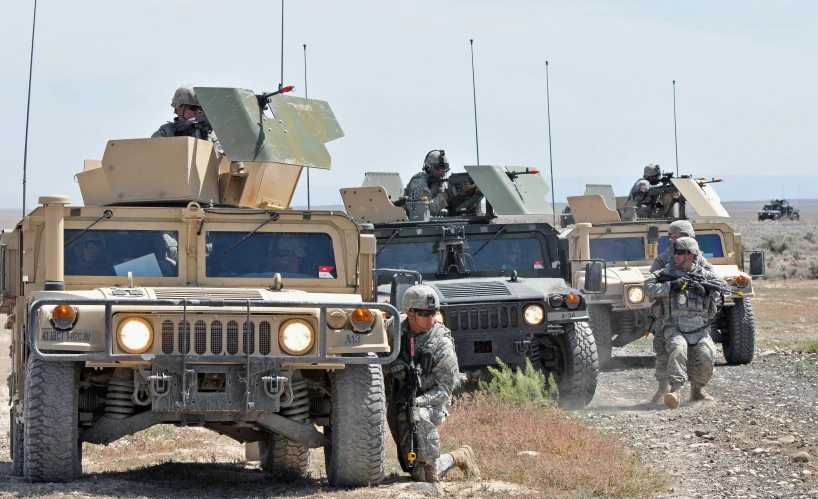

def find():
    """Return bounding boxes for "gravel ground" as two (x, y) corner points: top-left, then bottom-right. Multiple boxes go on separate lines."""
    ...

(583, 342), (818, 499)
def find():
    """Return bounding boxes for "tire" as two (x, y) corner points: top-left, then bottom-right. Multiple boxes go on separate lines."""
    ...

(792, 214), (800, 221)
(543, 322), (599, 409)
(325, 364), (385, 487)
(722, 298), (756, 365)
(10, 407), (24, 476)
(773, 214), (780, 221)
(24, 357), (81, 482)
(587, 305), (613, 369)
(259, 378), (312, 480)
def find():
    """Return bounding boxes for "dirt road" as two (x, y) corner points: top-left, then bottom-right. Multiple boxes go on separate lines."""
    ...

(585, 342), (818, 498)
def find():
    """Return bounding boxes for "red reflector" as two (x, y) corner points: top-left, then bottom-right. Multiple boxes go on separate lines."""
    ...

(529, 169), (539, 174)
(282, 86), (294, 93)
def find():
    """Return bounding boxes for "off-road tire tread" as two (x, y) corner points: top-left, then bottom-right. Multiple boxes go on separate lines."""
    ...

(559, 322), (599, 409)
(24, 357), (80, 483)
(259, 430), (311, 479)
(587, 305), (613, 368)
(326, 364), (385, 487)
(724, 298), (755, 365)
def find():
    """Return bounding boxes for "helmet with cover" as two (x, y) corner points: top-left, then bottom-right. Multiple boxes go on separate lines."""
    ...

(643, 164), (661, 179)
(422, 150), (450, 174)
(400, 284), (440, 314)
(171, 84), (199, 108)
(673, 236), (700, 255)
(668, 220), (695, 238)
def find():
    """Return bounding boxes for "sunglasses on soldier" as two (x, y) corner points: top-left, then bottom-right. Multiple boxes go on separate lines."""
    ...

(674, 249), (690, 256)
(410, 309), (436, 318)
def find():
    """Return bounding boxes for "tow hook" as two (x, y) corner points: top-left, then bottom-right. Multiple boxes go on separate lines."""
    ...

(514, 340), (531, 354)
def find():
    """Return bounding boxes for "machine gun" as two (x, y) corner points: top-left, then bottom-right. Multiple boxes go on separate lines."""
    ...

(654, 268), (733, 296)
(446, 172), (483, 214)
(172, 113), (214, 138)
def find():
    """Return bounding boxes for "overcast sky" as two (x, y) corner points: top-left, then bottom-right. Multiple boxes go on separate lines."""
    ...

(2, 0), (817, 214)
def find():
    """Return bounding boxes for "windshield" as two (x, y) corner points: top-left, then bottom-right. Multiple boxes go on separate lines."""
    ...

(763, 205), (777, 210)
(376, 236), (550, 275)
(590, 237), (646, 263)
(206, 232), (337, 279)
(658, 234), (724, 258)
(64, 229), (179, 277)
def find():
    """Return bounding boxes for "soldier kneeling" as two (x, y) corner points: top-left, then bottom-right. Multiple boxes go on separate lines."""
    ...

(645, 237), (730, 408)
(384, 284), (480, 482)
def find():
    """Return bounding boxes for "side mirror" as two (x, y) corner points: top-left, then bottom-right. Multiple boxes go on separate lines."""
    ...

(749, 251), (766, 277)
(584, 261), (604, 292)
(647, 225), (660, 244)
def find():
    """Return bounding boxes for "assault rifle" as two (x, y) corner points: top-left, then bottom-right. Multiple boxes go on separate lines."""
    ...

(654, 268), (729, 296)
(172, 112), (213, 138)
(397, 335), (433, 472)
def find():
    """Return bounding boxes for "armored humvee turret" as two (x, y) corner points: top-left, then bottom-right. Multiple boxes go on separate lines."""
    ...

(1, 87), (399, 485)
(340, 167), (601, 409)
(758, 199), (800, 221)
(563, 178), (765, 367)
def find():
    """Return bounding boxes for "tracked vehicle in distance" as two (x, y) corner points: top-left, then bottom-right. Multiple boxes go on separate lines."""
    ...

(341, 167), (601, 409)
(563, 179), (765, 367)
(1, 87), (399, 485)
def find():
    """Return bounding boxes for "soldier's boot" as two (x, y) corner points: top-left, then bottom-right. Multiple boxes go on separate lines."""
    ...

(663, 383), (682, 409)
(690, 384), (715, 402)
(449, 445), (481, 479)
(651, 380), (671, 404)
(410, 464), (426, 482)
(423, 464), (440, 483)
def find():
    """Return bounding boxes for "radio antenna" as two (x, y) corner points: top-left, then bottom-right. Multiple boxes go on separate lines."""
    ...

(22, 0), (38, 217)
(545, 61), (556, 226)
(673, 80), (679, 177)
(278, 0), (284, 91)
(470, 39), (480, 165)
(304, 43), (310, 209)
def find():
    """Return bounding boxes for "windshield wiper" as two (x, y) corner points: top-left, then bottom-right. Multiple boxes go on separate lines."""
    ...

(471, 227), (507, 257)
(376, 230), (399, 257)
(223, 213), (280, 254)
(64, 210), (113, 247)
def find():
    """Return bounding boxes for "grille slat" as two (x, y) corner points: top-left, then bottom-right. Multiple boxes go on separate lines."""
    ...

(211, 321), (223, 355)
(242, 321), (255, 355)
(194, 321), (207, 355)
(162, 320), (174, 354)
(153, 288), (263, 300)
(178, 321), (191, 354)
(444, 305), (521, 331)
(227, 321), (239, 355)
(435, 282), (512, 299)
(259, 321), (271, 355)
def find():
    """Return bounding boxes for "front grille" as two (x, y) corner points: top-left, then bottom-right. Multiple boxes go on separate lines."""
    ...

(446, 305), (519, 331)
(435, 282), (512, 299)
(153, 288), (264, 300)
(157, 317), (282, 355)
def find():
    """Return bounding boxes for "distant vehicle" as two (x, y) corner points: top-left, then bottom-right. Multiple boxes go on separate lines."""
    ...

(758, 199), (800, 221)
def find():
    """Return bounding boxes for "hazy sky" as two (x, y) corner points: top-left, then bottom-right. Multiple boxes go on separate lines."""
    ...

(2, 0), (817, 214)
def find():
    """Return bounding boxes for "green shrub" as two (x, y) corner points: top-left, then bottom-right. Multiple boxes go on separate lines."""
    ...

(807, 341), (818, 354)
(762, 236), (789, 255)
(479, 358), (557, 404)
(809, 261), (818, 279)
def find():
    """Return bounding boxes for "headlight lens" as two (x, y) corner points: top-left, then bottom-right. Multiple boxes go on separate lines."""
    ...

(117, 317), (153, 353)
(51, 304), (78, 330)
(523, 304), (545, 326)
(626, 286), (645, 304)
(435, 311), (444, 324)
(279, 319), (315, 355)
(350, 308), (375, 333)
(565, 293), (581, 310)
(735, 275), (749, 288)
(549, 294), (564, 308)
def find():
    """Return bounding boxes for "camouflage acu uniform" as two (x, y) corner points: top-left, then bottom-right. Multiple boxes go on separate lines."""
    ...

(649, 245), (713, 382)
(645, 262), (729, 387)
(151, 119), (224, 156)
(383, 318), (459, 478)
(625, 164), (661, 218)
(404, 172), (449, 216)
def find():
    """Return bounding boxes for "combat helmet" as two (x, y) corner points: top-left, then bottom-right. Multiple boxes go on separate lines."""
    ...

(673, 236), (700, 255)
(171, 84), (199, 108)
(422, 150), (450, 174)
(643, 164), (661, 179)
(668, 220), (695, 238)
(401, 284), (440, 313)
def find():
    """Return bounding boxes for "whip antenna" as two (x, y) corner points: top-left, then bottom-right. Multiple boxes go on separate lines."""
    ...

(279, 0), (284, 91)
(545, 61), (555, 226)
(470, 39), (480, 165)
(673, 80), (679, 177)
(304, 43), (310, 209)
(22, 0), (38, 217)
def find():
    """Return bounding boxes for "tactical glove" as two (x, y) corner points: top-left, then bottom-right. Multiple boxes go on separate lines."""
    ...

(687, 282), (707, 296)
(389, 360), (407, 381)
(669, 278), (686, 291)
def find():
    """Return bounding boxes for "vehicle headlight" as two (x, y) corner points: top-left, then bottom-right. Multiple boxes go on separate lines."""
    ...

(626, 286), (645, 304)
(117, 317), (153, 354)
(350, 308), (374, 333)
(735, 275), (749, 288)
(279, 319), (315, 355)
(523, 304), (545, 326)
(549, 294), (564, 308)
(435, 310), (444, 324)
(51, 304), (78, 330)
(565, 293), (581, 310)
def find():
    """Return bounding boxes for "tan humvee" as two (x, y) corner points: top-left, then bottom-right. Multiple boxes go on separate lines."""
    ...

(564, 178), (763, 367)
(1, 88), (397, 486)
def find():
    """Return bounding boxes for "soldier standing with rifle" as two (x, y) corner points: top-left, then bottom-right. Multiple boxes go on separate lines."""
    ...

(384, 284), (480, 483)
(645, 237), (730, 408)
(647, 221), (714, 403)
(151, 84), (223, 155)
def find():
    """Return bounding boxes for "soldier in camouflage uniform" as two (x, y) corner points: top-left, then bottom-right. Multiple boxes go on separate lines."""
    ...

(151, 84), (223, 155)
(647, 221), (714, 403)
(384, 284), (480, 483)
(403, 150), (451, 216)
(625, 164), (661, 218)
(645, 237), (730, 408)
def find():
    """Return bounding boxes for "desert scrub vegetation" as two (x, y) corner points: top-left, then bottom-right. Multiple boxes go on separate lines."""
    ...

(443, 360), (664, 498)
(731, 220), (818, 280)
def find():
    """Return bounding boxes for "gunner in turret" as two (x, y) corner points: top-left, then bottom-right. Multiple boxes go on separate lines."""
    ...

(404, 150), (451, 217)
(151, 84), (223, 155)
(625, 164), (662, 218)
